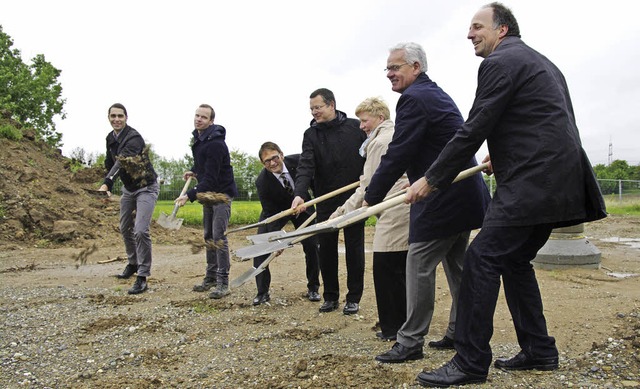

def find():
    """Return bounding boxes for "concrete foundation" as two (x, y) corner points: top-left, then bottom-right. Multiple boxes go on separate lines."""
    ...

(533, 223), (601, 269)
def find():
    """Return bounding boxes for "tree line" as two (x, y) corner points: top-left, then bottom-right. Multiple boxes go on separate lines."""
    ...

(2, 25), (638, 201)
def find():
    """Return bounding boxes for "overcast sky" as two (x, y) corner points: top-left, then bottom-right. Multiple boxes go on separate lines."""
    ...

(2, 0), (638, 166)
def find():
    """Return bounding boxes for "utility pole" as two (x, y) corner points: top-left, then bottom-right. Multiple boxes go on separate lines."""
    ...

(608, 137), (613, 166)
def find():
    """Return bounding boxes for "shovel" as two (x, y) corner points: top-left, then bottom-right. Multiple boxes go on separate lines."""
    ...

(230, 212), (317, 289)
(157, 177), (192, 230)
(224, 181), (359, 235)
(233, 162), (489, 259)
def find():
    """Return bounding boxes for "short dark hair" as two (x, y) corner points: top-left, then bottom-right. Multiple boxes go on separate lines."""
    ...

(108, 103), (127, 117)
(485, 2), (520, 37)
(199, 104), (215, 121)
(310, 88), (336, 108)
(258, 141), (282, 162)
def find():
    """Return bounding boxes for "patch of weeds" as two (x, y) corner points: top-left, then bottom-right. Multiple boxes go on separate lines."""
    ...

(0, 124), (22, 141)
(192, 302), (218, 314)
(34, 239), (52, 248)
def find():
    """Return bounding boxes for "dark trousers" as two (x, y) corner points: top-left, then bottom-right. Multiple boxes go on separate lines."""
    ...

(373, 251), (407, 337)
(453, 224), (558, 375)
(318, 221), (365, 303)
(203, 200), (232, 285)
(254, 213), (320, 295)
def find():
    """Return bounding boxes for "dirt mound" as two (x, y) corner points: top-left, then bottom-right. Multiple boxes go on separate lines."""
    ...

(0, 133), (200, 251)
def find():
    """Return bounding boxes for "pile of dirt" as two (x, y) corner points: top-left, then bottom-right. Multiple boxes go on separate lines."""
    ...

(0, 131), (200, 251)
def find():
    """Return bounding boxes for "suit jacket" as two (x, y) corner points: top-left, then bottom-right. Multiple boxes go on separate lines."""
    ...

(365, 73), (490, 243)
(425, 37), (606, 228)
(255, 154), (315, 234)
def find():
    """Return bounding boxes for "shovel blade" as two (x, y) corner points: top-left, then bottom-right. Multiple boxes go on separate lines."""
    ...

(246, 230), (287, 244)
(157, 212), (184, 230)
(233, 239), (293, 260)
(230, 266), (260, 289)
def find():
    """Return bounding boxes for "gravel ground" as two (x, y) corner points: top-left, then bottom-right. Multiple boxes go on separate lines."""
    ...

(1, 217), (639, 388)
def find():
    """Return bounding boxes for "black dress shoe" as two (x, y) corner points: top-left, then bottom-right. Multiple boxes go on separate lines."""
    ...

(343, 302), (359, 315)
(307, 290), (321, 302)
(319, 300), (339, 313)
(416, 361), (487, 387)
(376, 331), (397, 341)
(252, 293), (271, 306)
(375, 342), (423, 363)
(428, 336), (455, 350)
(116, 264), (138, 279)
(494, 351), (559, 371)
(128, 276), (147, 295)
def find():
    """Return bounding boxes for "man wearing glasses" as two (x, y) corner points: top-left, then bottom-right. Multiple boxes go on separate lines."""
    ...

(251, 142), (321, 306)
(291, 88), (367, 315)
(363, 42), (490, 363)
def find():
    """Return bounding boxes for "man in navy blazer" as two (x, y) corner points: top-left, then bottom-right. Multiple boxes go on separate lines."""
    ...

(252, 142), (321, 306)
(364, 42), (491, 365)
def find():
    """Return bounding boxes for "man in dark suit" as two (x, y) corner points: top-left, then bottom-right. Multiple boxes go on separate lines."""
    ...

(413, 3), (606, 387)
(252, 141), (321, 306)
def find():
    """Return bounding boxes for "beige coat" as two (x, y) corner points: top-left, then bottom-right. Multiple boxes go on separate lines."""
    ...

(333, 120), (410, 252)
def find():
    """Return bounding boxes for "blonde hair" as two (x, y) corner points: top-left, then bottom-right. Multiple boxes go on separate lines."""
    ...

(355, 97), (390, 120)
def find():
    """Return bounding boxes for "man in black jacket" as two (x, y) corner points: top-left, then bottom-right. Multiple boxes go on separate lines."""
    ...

(414, 3), (607, 387)
(291, 88), (367, 315)
(99, 103), (159, 295)
(251, 142), (321, 305)
(175, 104), (239, 299)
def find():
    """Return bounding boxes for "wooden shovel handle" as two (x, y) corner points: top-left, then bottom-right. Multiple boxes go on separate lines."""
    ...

(261, 181), (359, 225)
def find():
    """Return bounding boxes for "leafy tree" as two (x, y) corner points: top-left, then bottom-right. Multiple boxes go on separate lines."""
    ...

(0, 25), (66, 147)
(230, 149), (263, 200)
(608, 160), (631, 180)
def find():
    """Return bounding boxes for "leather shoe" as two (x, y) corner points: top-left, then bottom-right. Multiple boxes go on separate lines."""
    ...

(494, 351), (559, 371)
(376, 331), (397, 341)
(116, 264), (138, 279)
(416, 360), (486, 387)
(319, 300), (339, 313)
(427, 336), (455, 350)
(252, 293), (271, 306)
(307, 290), (321, 302)
(128, 276), (147, 295)
(343, 302), (359, 315)
(375, 342), (423, 363)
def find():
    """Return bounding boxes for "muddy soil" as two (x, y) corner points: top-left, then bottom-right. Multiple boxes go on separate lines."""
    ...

(1, 130), (638, 388)
(1, 216), (639, 388)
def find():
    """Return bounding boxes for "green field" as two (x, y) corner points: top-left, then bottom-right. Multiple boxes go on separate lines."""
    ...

(153, 197), (640, 228)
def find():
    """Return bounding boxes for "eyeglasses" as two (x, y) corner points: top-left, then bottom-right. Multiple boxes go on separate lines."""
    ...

(262, 154), (281, 165)
(310, 104), (327, 112)
(384, 62), (411, 72)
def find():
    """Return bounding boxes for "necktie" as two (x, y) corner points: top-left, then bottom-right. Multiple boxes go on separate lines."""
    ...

(281, 174), (294, 196)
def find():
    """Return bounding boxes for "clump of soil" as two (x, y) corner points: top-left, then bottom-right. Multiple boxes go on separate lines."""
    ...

(0, 132), (199, 251)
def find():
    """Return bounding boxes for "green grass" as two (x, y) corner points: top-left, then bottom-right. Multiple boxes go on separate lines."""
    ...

(154, 197), (640, 229)
(604, 196), (640, 216)
(153, 200), (377, 227)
